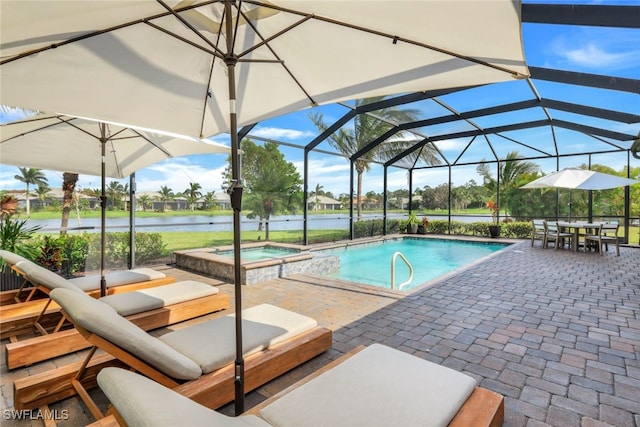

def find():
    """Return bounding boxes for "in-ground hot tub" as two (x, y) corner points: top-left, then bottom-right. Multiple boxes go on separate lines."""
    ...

(174, 242), (339, 285)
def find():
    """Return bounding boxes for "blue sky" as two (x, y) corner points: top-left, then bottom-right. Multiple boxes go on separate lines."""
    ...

(1, 1), (639, 198)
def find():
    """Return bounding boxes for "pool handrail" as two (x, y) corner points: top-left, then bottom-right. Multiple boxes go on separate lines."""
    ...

(391, 251), (413, 291)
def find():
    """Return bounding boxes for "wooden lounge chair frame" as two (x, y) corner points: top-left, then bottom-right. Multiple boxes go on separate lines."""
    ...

(0, 258), (176, 307)
(5, 291), (230, 369)
(1, 262), (38, 305)
(13, 307), (333, 417)
(0, 268), (176, 339)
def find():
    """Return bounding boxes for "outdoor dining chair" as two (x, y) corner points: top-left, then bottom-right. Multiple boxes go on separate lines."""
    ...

(584, 223), (620, 256)
(531, 219), (546, 247)
(544, 221), (574, 250)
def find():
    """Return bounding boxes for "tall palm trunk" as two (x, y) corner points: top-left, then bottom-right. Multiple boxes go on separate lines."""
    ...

(24, 184), (31, 216)
(60, 173), (79, 236)
(355, 160), (367, 220)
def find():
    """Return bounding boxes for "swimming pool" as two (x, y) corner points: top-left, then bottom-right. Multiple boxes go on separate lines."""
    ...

(319, 238), (507, 291)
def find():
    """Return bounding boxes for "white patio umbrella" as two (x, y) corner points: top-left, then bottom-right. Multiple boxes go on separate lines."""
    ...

(0, 113), (231, 296)
(0, 1), (529, 412)
(521, 168), (639, 191)
(521, 167), (640, 220)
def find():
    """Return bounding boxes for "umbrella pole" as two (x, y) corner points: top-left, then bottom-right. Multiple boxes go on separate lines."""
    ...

(99, 125), (107, 297)
(224, 0), (245, 416)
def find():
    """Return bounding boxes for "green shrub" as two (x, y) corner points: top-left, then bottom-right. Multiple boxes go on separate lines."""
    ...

(34, 232), (166, 274)
(0, 219), (42, 262)
(501, 221), (532, 238)
(35, 235), (64, 271)
(426, 220), (450, 234)
(353, 219), (401, 238)
(60, 234), (91, 274)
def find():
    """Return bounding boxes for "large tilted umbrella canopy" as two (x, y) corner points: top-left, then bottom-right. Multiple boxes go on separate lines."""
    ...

(0, 114), (231, 178)
(0, 0), (529, 413)
(0, 114), (231, 296)
(521, 168), (640, 191)
(0, 1), (529, 138)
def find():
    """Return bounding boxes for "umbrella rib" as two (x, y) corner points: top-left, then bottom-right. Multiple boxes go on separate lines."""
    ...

(145, 21), (224, 59)
(241, 0), (528, 79)
(0, 1), (220, 65)
(129, 128), (173, 158)
(155, 0), (227, 58)
(236, 14), (312, 59)
(235, 9), (317, 106)
(0, 115), (75, 143)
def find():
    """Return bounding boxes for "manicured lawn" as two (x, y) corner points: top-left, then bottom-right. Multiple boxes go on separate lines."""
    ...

(159, 229), (350, 253)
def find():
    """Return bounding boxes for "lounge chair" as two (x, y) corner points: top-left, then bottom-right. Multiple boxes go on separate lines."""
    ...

(93, 344), (504, 427)
(0, 259), (177, 338)
(3, 261), (230, 367)
(13, 287), (332, 417)
(0, 249), (174, 305)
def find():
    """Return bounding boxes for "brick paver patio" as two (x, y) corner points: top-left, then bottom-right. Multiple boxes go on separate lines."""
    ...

(1, 239), (638, 426)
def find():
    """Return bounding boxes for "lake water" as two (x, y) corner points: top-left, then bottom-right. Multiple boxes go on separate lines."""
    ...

(26, 213), (491, 233)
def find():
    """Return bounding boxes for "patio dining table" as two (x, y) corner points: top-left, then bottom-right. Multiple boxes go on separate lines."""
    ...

(557, 222), (602, 252)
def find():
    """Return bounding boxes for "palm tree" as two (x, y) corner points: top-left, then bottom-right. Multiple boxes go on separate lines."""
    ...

(106, 181), (126, 210)
(202, 191), (217, 210)
(157, 185), (174, 212)
(183, 182), (203, 211)
(59, 173), (80, 235)
(310, 183), (324, 211)
(309, 97), (441, 219)
(14, 167), (47, 216)
(137, 194), (152, 212)
(33, 182), (52, 210)
(476, 151), (539, 217)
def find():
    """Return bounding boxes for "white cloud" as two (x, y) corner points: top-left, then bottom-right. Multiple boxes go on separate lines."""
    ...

(136, 160), (228, 193)
(550, 36), (640, 71)
(433, 138), (469, 152)
(251, 126), (315, 140)
(292, 157), (351, 195)
(565, 43), (639, 69)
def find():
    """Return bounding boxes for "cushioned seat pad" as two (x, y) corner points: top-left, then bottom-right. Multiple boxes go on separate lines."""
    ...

(259, 343), (477, 427)
(69, 268), (167, 291)
(160, 304), (318, 374)
(98, 367), (271, 427)
(99, 280), (219, 316)
(50, 288), (202, 380)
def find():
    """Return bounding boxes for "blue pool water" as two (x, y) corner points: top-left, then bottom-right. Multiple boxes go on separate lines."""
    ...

(320, 238), (507, 291)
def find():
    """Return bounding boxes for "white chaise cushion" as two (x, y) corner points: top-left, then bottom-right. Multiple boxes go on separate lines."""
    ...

(259, 343), (477, 427)
(99, 280), (219, 316)
(69, 267), (167, 291)
(16, 261), (82, 293)
(160, 304), (317, 374)
(0, 249), (30, 267)
(97, 367), (271, 427)
(50, 288), (202, 380)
